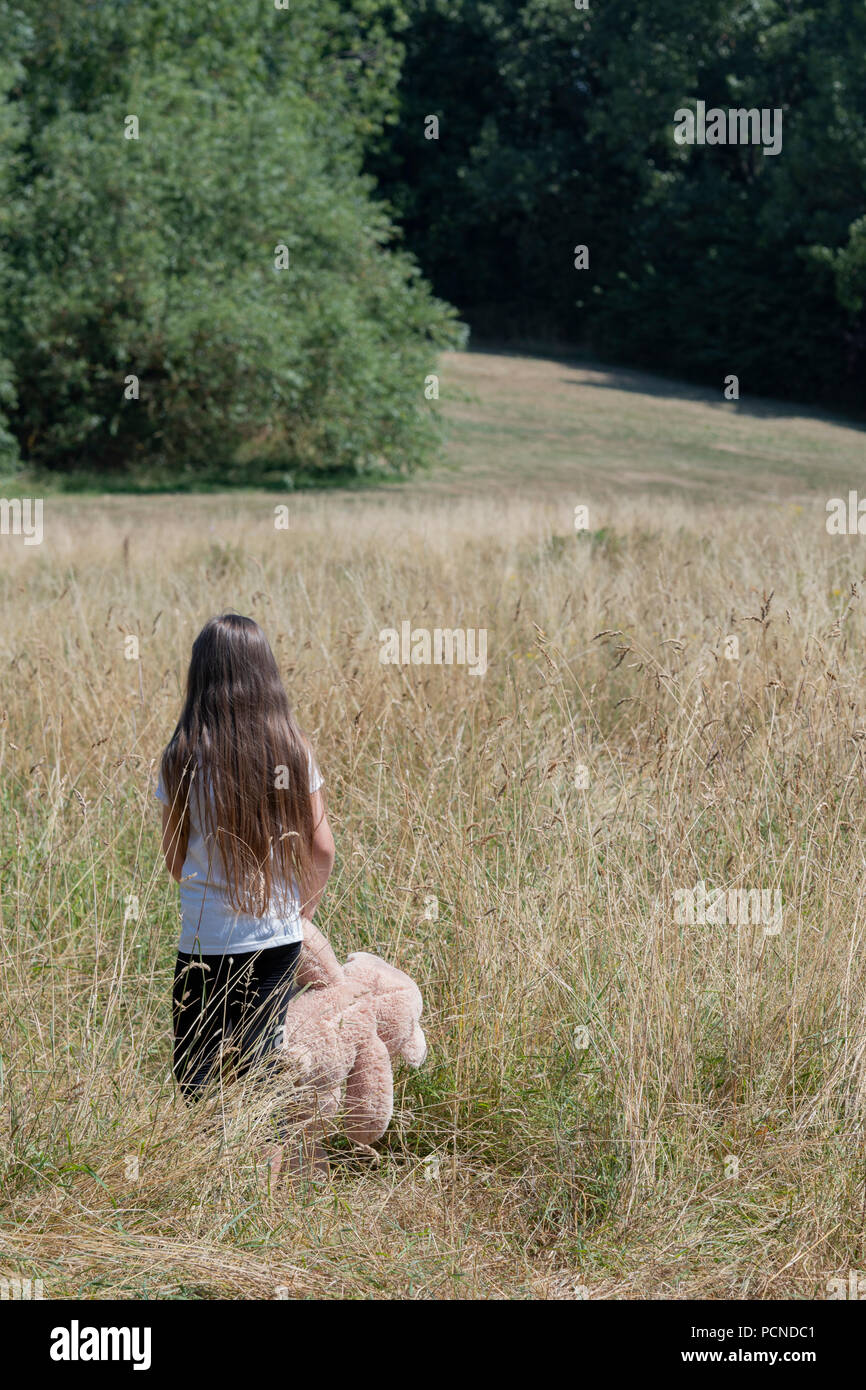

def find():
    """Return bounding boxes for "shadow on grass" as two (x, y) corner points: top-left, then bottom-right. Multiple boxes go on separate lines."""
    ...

(468, 338), (866, 432)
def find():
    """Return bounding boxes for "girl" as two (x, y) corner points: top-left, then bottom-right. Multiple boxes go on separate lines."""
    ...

(156, 613), (335, 1163)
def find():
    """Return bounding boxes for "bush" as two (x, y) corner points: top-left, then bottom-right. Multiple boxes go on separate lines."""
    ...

(0, 0), (464, 482)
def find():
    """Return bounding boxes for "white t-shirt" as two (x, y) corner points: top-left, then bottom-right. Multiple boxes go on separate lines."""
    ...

(156, 752), (323, 955)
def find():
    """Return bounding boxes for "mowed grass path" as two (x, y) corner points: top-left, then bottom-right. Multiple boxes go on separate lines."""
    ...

(436, 348), (866, 503)
(1, 352), (865, 1300)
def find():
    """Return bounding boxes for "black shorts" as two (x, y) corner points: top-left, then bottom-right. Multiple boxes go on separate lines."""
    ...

(172, 940), (302, 1100)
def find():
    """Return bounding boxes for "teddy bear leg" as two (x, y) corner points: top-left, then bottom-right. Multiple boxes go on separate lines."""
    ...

(345, 1034), (394, 1147)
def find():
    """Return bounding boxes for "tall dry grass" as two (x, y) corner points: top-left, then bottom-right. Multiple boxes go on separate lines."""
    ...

(1, 487), (865, 1298)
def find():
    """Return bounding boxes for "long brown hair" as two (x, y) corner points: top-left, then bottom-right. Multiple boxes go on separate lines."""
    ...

(161, 613), (316, 915)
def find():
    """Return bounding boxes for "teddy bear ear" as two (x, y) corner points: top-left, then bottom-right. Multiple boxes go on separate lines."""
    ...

(344, 951), (383, 985)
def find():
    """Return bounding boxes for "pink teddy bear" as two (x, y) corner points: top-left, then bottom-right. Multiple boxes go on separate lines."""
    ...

(279, 920), (427, 1165)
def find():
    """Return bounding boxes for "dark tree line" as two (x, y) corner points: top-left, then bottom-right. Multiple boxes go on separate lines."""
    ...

(370, 0), (866, 408)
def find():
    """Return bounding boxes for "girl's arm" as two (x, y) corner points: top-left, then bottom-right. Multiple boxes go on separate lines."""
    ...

(304, 788), (335, 919)
(161, 803), (189, 882)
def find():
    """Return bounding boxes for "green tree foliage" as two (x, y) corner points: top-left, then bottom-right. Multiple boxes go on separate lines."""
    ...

(0, 21), (25, 470)
(372, 0), (866, 406)
(0, 0), (463, 481)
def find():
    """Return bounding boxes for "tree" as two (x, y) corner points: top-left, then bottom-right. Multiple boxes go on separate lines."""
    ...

(0, 16), (25, 472)
(0, 0), (464, 482)
(371, 0), (866, 407)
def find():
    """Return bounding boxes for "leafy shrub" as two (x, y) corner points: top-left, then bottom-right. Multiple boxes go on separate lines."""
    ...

(0, 0), (464, 482)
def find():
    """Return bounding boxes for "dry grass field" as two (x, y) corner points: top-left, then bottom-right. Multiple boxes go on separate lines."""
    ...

(2, 349), (866, 1299)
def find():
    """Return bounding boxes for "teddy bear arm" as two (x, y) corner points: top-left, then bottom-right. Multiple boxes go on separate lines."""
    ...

(344, 1033), (394, 1146)
(295, 918), (344, 990)
(401, 1022), (428, 1068)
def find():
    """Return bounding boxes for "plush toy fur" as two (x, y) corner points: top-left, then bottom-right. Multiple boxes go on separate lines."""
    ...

(279, 920), (427, 1156)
